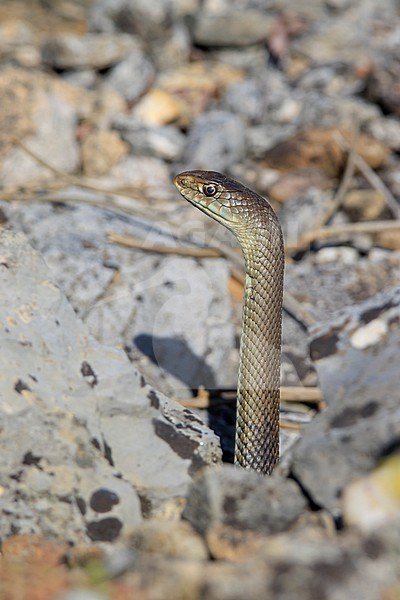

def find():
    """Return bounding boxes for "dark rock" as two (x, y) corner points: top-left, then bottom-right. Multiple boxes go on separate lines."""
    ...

(183, 464), (307, 536)
(291, 287), (400, 513)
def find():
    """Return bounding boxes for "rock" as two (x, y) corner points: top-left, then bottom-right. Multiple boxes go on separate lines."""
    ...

(181, 110), (245, 171)
(114, 116), (185, 161)
(223, 78), (269, 124)
(131, 88), (183, 126)
(95, 154), (173, 200)
(284, 251), (400, 323)
(366, 58), (400, 117)
(289, 0), (382, 66)
(158, 61), (245, 127)
(262, 167), (333, 203)
(183, 464), (307, 537)
(0, 535), (71, 599)
(42, 33), (137, 70)
(2, 186), (236, 395)
(81, 129), (129, 176)
(342, 189), (388, 222)
(128, 520), (208, 559)
(89, 0), (193, 70)
(62, 69), (97, 89)
(90, 0), (178, 41)
(291, 286), (400, 513)
(0, 67), (84, 186)
(342, 452), (400, 533)
(192, 8), (274, 47)
(313, 246), (359, 266)
(205, 522), (269, 560)
(261, 128), (389, 177)
(60, 591), (106, 600)
(150, 23), (191, 71)
(278, 187), (334, 247)
(105, 50), (154, 103)
(0, 229), (221, 542)
(367, 116), (400, 152)
(130, 255), (236, 396)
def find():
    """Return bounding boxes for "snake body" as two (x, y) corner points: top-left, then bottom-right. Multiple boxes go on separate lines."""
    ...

(174, 171), (284, 474)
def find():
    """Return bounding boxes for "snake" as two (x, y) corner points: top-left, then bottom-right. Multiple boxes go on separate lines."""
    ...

(174, 170), (284, 474)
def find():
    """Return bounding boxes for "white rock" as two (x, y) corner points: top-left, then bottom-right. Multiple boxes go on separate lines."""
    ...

(350, 319), (388, 350)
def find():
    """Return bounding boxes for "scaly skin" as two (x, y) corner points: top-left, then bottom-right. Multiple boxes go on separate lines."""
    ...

(174, 170), (284, 474)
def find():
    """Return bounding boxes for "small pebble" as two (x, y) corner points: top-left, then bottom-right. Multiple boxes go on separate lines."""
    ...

(350, 319), (388, 350)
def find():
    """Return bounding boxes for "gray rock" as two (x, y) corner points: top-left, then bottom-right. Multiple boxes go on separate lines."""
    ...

(279, 188), (334, 247)
(183, 464), (307, 535)
(223, 78), (268, 123)
(60, 591), (107, 600)
(246, 122), (298, 157)
(0, 230), (221, 542)
(367, 115), (400, 152)
(2, 193), (237, 396)
(106, 50), (154, 102)
(42, 33), (137, 70)
(192, 9), (274, 47)
(89, 0), (181, 40)
(150, 23), (192, 70)
(0, 68), (81, 187)
(182, 110), (246, 172)
(211, 46), (270, 73)
(114, 116), (185, 161)
(62, 69), (98, 89)
(284, 251), (400, 325)
(291, 287), (400, 513)
(89, 0), (194, 69)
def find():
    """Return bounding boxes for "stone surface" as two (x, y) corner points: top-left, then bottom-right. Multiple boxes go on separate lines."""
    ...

(2, 0), (400, 596)
(42, 33), (136, 70)
(114, 116), (185, 161)
(131, 88), (183, 126)
(183, 465), (307, 536)
(0, 68), (83, 186)
(0, 229), (221, 542)
(105, 49), (154, 103)
(291, 286), (400, 513)
(342, 452), (400, 533)
(261, 128), (389, 177)
(2, 192), (237, 395)
(181, 110), (246, 172)
(342, 189), (388, 221)
(192, 9), (274, 47)
(128, 520), (208, 559)
(81, 129), (129, 176)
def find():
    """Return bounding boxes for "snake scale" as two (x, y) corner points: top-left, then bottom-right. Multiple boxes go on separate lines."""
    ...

(174, 170), (284, 474)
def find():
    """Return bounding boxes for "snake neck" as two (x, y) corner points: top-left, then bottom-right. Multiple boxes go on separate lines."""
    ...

(239, 224), (284, 386)
(234, 222), (284, 473)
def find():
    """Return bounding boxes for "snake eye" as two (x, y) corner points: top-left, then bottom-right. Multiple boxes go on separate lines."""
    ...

(202, 183), (218, 197)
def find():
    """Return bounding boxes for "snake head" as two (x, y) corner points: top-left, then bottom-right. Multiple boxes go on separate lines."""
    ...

(174, 170), (279, 238)
(174, 170), (247, 229)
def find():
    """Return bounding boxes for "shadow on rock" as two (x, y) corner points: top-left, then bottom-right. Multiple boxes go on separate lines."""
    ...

(134, 333), (235, 463)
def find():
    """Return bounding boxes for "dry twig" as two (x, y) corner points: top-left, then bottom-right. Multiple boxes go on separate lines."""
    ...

(337, 132), (400, 219)
(178, 385), (323, 409)
(294, 219), (400, 248)
(107, 232), (221, 258)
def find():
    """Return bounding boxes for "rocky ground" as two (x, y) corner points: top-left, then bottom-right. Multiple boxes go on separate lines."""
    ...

(0, 0), (400, 598)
